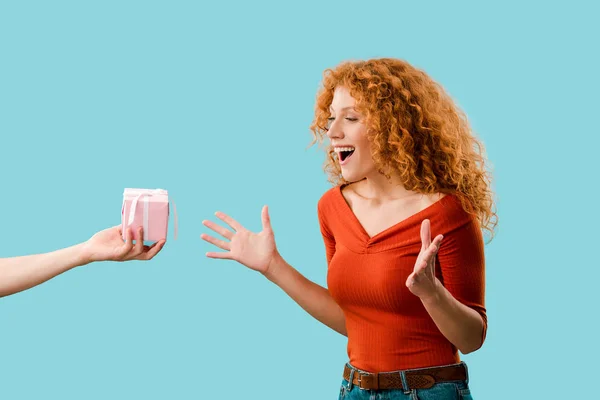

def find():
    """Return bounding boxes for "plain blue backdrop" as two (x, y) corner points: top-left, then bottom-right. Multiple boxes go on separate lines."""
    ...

(1, 1), (598, 399)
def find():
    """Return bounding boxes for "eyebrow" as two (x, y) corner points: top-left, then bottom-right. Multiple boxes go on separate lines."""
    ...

(329, 106), (357, 112)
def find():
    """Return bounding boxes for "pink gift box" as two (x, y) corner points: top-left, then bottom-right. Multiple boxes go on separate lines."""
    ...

(121, 188), (178, 242)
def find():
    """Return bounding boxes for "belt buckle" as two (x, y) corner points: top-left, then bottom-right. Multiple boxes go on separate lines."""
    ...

(356, 373), (364, 389)
(357, 372), (378, 390)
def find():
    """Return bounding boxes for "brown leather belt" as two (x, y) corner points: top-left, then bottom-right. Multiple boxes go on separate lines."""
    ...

(343, 362), (467, 390)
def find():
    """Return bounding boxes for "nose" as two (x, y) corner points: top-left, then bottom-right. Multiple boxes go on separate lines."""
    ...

(326, 118), (344, 140)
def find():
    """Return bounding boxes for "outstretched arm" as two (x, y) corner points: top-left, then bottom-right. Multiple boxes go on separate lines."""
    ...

(0, 226), (164, 297)
(202, 206), (347, 336)
(264, 252), (347, 336)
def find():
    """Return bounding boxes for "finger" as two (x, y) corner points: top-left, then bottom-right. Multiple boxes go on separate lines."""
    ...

(200, 233), (231, 251)
(261, 205), (272, 232)
(206, 251), (232, 259)
(422, 243), (439, 263)
(134, 227), (145, 256)
(420, 219), (431, 250)
(413, 258), (428, 275)
(424, 238), (443, 271)
(427, 235), (444, 255)
(262, 205), (275, 233)
(433, 234), (444, 248)
(115, 227), (134, 260)
(124, 227), (134, 250)
(215, 211), (244, 232)
(202, 219), (234, 240)
(140, 240), (165, 260)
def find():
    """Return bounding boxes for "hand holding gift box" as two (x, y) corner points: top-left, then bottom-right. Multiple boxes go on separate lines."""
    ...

(0, 189), (172, 297)
(121, 188), (178, 242)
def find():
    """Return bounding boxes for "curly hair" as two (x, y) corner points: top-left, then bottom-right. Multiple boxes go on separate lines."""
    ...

(309, 58), (498, 241)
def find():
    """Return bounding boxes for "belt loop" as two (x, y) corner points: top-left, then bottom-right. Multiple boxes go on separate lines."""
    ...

(399, 370), (410, 394)
(461, 361), (469, 385)
(347, 364), (355, 391)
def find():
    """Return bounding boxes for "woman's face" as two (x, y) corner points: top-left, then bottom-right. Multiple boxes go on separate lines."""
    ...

(326, 86), (376, 182)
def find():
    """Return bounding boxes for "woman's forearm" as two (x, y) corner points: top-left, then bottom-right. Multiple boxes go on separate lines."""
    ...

(0, 243), (91, 297)
(421, 282), (485, 354)
(264, 252), (347, 336)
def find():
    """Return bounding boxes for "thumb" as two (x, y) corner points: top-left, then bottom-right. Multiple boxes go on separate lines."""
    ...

(261, 205), (272, 232)
(406, 271), (416, 288)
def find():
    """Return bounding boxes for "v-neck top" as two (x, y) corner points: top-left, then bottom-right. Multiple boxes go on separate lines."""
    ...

(318, 185), (487, 372)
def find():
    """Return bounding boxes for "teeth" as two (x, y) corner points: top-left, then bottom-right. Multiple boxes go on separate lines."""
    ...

(334, 146), (355, 152)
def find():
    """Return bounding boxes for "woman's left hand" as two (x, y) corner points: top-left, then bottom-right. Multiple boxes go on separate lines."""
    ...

(406, 219), (444, 301)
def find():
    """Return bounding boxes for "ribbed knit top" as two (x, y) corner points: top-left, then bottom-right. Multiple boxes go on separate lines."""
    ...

(318, 185), (487, 372)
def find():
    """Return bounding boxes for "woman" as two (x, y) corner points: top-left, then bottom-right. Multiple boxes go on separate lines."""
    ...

(201, 58), (497, 399)
(1, 226), (164, 297)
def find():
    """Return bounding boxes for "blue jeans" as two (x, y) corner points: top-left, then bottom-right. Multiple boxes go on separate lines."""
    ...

(338, 363), (473, 400)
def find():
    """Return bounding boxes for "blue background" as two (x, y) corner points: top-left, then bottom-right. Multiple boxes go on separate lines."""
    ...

(1, 1), (598, 399)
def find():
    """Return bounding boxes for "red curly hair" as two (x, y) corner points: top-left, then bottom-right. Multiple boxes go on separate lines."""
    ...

(309, 58), (497, 241)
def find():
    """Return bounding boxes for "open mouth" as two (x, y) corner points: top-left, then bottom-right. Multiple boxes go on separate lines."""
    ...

(335, 146), (355, 164)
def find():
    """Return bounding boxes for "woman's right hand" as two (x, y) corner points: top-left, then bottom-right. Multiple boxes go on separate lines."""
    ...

(201, 205), (278, 275)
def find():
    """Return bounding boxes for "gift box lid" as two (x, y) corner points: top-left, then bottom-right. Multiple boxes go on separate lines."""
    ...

(123, 188), (169, 197)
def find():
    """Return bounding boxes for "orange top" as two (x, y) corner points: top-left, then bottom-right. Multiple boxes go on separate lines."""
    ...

(318, 185), (487, 373)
